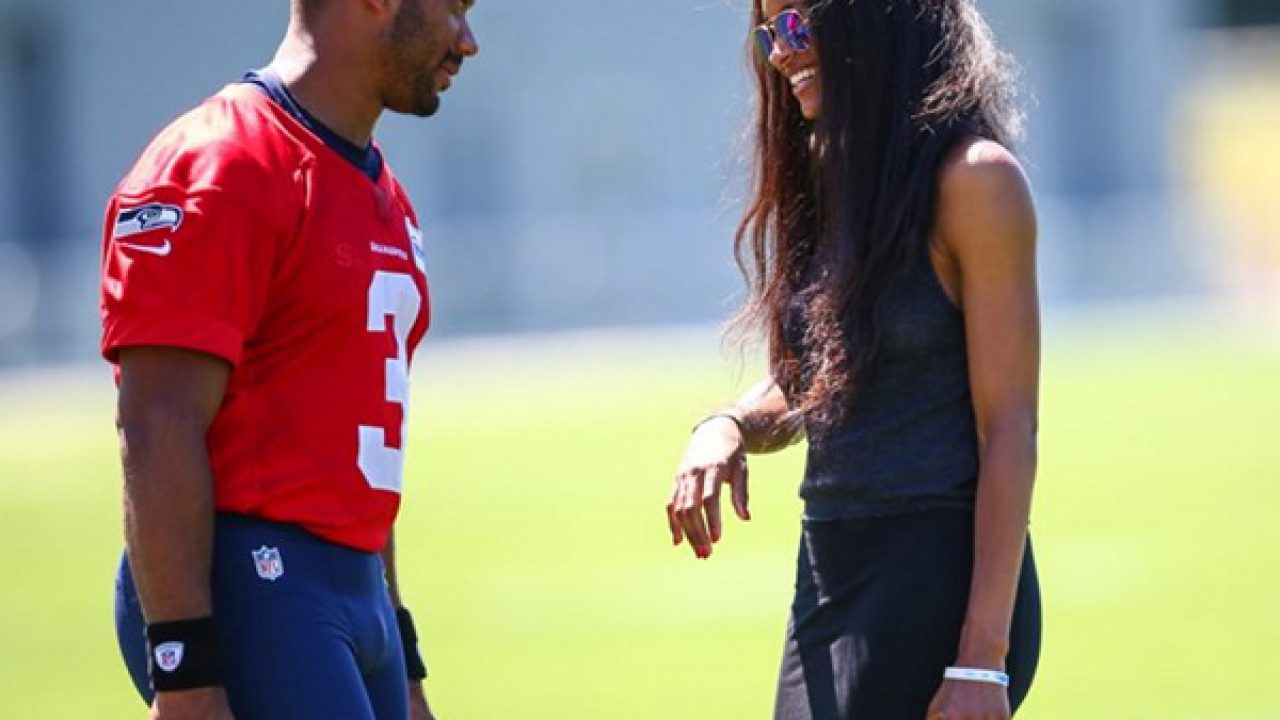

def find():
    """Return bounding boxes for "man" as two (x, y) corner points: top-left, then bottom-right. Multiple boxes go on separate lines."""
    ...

(101, 1), (477, 717)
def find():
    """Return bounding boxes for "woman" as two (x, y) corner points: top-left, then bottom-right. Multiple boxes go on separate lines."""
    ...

(665, 1), (1042, 718)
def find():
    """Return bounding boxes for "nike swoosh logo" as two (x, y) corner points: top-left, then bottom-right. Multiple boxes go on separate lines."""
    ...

(118, 239), (172, 257)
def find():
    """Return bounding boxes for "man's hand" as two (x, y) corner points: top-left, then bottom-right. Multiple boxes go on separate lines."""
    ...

(409, 681), (436, 720)
(149, 688), (236, 719)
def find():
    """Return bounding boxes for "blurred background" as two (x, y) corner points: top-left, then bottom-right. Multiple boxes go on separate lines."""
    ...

(0, 0), (1277, 718)
(0, 0), (1275, 352)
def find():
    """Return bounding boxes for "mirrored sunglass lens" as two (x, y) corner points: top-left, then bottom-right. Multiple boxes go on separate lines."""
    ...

(754, 26), (775, 58)
(778, 11), (811, 50)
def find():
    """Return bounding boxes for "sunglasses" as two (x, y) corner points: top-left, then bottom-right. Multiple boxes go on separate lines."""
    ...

(753, 8), (813, 60)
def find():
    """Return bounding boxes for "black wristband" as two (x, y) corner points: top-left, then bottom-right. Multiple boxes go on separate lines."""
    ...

(395, 606), (428, 681)
(145, 617), (225, 692)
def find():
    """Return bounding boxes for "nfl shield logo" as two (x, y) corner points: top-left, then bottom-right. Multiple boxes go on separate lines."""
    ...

(252, 546), (284, 581)
(154, 641), (184, 672)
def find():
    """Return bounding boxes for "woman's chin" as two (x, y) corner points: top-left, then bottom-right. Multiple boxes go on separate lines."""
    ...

(793, 85), (821, 120)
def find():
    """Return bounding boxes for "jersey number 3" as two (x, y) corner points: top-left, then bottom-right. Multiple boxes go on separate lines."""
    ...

(359, 271), (422, 494)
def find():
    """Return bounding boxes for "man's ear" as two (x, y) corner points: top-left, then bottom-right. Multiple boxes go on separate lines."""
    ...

(360, 0), (400, 20)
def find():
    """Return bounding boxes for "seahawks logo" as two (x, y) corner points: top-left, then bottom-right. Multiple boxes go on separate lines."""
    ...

(113, 203), (183, 239)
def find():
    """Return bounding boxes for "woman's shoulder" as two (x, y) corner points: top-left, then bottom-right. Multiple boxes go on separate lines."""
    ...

(934, 136), (1036, 257)
(938, 137), (1029, 211)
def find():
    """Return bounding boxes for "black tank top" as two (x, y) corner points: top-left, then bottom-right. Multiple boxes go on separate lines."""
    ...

(785, 246), (979, 519)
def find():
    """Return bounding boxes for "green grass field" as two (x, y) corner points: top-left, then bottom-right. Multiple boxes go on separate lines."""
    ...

(2, 311), (1278, 719)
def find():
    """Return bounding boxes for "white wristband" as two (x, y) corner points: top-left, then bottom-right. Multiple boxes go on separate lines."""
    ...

(944, 667), (1010, 687)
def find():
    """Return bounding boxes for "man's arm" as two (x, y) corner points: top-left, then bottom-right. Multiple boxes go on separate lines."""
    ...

(380, 529), (405, 608)
(380, 530), (436, 720)
(117, 346), (235, 717)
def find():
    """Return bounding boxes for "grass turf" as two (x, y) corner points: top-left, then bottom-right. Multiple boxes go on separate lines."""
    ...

(0, 317), (1277, 718)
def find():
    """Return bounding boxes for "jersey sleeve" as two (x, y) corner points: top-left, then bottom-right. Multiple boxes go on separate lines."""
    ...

(100, 154), (291, 366)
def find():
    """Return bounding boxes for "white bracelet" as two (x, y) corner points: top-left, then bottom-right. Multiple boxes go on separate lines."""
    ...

(944, 667), (1010, 687)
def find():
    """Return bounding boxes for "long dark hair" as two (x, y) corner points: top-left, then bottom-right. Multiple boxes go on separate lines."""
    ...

(732, 0), (1022, 428)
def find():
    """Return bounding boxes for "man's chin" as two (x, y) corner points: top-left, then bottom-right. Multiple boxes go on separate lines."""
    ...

(388, 93), (440, 118)
(413, 96), (441, 118)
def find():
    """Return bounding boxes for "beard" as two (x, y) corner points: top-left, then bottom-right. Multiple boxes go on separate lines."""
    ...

(385, 0), (443, 117)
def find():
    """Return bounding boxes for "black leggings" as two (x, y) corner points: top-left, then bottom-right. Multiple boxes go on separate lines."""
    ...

(773, 508), (1041, 719)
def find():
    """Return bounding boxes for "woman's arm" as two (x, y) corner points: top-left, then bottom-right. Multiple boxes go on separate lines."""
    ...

(928, 139), (1040, 720)
(701, 375), (804, 454)
(666, 375), (802, 558)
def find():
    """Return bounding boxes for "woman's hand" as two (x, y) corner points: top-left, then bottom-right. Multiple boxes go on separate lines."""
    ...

(665, 416), (751, 559)
(926, 680), (1011, 720)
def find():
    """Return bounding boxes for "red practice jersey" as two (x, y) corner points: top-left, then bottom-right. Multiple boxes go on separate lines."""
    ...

(101, 85), (431, 552)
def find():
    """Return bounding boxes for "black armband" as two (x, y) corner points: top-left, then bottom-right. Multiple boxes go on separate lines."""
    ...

(145, 616), (225, 692)
(395, 606), (428, 681)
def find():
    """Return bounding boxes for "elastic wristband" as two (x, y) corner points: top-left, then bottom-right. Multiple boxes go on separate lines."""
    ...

(692, 411), (745, 438)
(145, 617), (224, 692)
(944, 666), (1010, 687)
(396, 607), (428, 681)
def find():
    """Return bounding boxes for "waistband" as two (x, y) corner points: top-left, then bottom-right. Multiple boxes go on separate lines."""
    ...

(214, 513), (383, 594)
(801, 494), (974, 522)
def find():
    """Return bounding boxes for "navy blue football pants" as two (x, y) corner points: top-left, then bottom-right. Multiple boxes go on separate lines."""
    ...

(115, 513), (408, 719)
